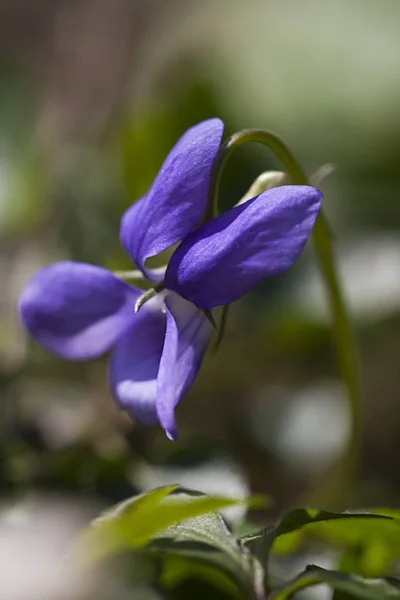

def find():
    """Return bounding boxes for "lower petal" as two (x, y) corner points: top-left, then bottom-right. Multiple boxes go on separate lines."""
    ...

(157, 293), (213, 440)
(19, 261), (140, 360)
(109, 299), (166, 425)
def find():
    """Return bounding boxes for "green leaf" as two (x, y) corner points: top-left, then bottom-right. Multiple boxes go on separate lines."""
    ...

(273, 508), (400, 577)
(146, 495), (265, 599)
(304, 509), (400, 575)
(270, 566), (400, 600)
(79, 484), (178, 563)
(160, 556), (248, 600)
(241, 509), (393, 570)
(80, 486), (264, 566)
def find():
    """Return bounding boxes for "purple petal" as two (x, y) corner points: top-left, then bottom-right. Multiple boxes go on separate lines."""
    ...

(165, 185), (322, 308)
(109, 298), (167, 426)
(157, 293), (213, 440)
(120, 118), (224, 281)
(19, 261), (139, 360)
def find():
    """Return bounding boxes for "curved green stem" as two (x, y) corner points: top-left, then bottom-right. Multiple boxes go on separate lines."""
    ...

(207, 129), (361, 505)
(309, 213), (361, 507)
(203, 130), (305, 222)
(134, 282), (165, 313)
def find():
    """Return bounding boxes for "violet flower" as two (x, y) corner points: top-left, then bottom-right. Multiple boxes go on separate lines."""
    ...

(19, 119), (322, 440)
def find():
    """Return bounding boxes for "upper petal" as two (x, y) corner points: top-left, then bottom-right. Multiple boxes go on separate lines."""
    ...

(120, 118), (224, 281)
(19, 261), (139, 360)
(109, 298), (167, 426)
(156, 293), (213, 440)
(165, 185), (322, 308)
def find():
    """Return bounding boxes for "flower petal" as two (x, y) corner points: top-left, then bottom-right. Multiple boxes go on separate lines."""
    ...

(165, 185), (322, 308)
(19, 261), (139, 360)
(109, 299), (166, 426)
(157, 293), (213, 440)
(120, 118), (224, 281)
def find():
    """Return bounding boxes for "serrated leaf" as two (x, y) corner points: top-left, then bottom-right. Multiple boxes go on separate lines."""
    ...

(79, 486), (264, 566)
(241, 509), (394, 570)
(302, 508), (400, 561)
(272, 508), (400, 577)
(146, 491), (265, 600)
(269, 566), (400, 600)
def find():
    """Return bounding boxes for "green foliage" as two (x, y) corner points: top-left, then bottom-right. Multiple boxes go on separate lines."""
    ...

(79, 486), (400, 599)
(241, 508), (395, 568)
(269, 508), (400, 577)
(80, 486), (263, 564)
(270, 566), (400, 600)
(145, 494), (264, 599)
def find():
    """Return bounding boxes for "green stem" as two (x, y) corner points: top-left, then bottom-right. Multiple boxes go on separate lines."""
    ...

(207, 129), (361, 505)
(134, 282), (165, 313)
(204, 130), (305, 221)
(308, 213), (361, 506)
(114, 269), (148, 282)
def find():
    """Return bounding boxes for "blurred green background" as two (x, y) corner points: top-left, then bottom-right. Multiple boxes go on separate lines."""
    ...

(1, 0), (400, 526)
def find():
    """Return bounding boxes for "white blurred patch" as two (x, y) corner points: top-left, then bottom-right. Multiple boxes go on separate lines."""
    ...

(134, 457), (250, 524)
(0, 498), (98, 600)
(248, 381), (350, 473)
(295, 235), (400, 324)
(16, 377), (96, 449)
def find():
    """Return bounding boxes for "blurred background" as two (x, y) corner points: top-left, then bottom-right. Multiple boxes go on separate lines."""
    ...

(1, 0), (400, 596)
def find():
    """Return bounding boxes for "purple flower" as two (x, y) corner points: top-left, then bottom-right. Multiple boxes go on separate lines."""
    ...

(19, 119), (322, 440)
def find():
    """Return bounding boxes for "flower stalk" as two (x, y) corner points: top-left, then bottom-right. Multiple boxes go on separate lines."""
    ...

(205, 129), (362, 504)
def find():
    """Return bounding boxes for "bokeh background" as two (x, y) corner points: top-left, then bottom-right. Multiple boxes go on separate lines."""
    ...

(1, 0), (400, 596)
